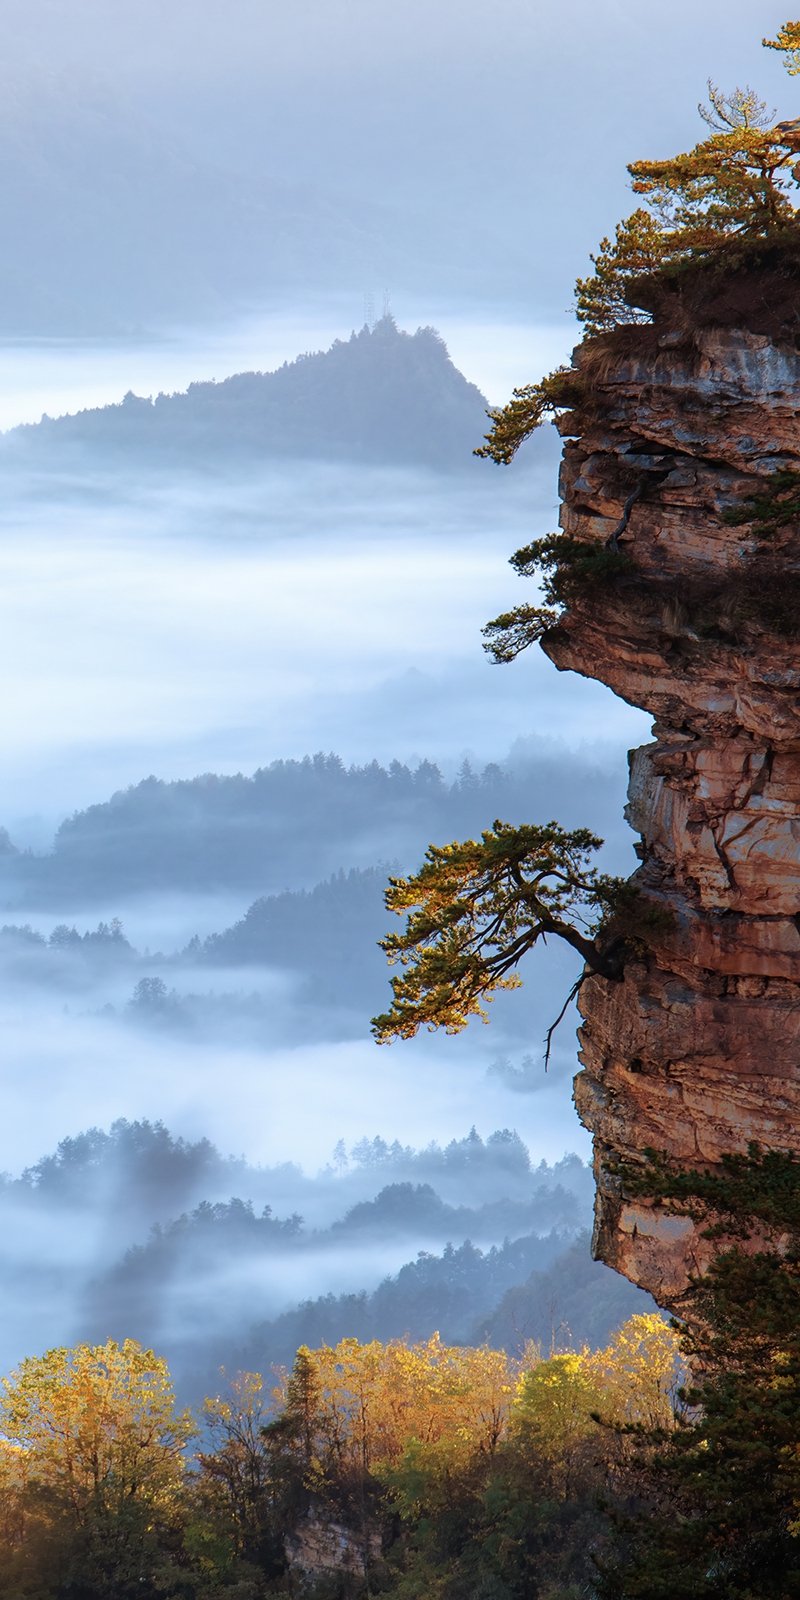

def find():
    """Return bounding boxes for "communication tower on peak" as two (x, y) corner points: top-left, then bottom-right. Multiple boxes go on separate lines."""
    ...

(363, 291), (375, 329)
(382, 288), (391, 319)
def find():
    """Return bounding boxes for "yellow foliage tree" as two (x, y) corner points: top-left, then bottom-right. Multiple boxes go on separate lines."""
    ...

(509, 1316), (681, 1501)
(280, 1335), (517, 1478)
(0, 1337), (193, 1521)
(274, 1321), (682, 1485)
(511, 1351), (603, 1500)
(0, 1339), (194, 1596)
(191, 1369), (279, 1578)
(585, 1311), (683, 1433)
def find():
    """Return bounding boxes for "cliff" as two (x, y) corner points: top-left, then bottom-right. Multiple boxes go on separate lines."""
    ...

(545, 294), (800, 1308)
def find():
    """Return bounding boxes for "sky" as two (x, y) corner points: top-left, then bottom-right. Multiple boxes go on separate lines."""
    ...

(0, 2), (789, 372)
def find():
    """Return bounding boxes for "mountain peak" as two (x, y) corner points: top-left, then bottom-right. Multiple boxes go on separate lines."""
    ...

(9, 319), (490, 471)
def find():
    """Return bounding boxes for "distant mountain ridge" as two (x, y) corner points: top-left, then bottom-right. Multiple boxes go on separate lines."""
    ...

(191, 1234), (652, 1400)
(0, 1117), (630, 1394)
(0, 748), (627, 909)
(4, 317), (490, 469)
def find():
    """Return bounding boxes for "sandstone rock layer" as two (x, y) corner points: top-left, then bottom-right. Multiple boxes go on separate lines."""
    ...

(549, 326), (800, 1306)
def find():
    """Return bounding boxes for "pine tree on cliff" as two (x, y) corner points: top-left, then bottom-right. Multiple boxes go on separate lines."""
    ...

(575, 82), (798, 336)
(370, 18), (800, 1595)
(371, 823), (651, 1049)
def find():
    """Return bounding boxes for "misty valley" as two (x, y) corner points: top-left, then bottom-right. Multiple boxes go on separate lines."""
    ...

(0, 320), (649, 1389)
(0, 733), (648, 1394)
(0, 744), (629, 1039)
(4, 10), (799, 1595)
(0, 309), (654, 1590)
(0, 1116), (650, 1403)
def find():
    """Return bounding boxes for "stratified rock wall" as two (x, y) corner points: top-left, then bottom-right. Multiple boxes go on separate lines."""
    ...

(547, 326), (800, 1307)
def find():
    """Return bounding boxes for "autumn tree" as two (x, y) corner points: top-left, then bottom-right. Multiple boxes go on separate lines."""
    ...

(0, 1338), (193, 1598)
(507, 1313), (679, 1512)
(0, 1322), (688, 1595)
(314, 1335), (515, 1467)
(267, 1336), (516, 1493)
(377, 1317), (680, 1598)
(187, 1370), (287, 1590)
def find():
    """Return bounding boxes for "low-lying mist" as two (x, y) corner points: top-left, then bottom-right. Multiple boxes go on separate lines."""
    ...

(0, 411), (643, 1243)
(0, 434), (648, 829)
(0, 738), (627, 1197)
(0, 1115), (651, 1398)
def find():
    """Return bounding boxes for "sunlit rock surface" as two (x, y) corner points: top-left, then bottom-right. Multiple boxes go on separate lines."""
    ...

(546, 321), (800, 1307)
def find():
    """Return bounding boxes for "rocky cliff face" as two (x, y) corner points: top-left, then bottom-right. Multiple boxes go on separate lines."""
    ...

(547, 323), (800, 1308)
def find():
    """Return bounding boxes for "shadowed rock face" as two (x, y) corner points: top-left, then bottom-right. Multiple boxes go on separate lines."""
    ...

(545, 323), (800, 1308)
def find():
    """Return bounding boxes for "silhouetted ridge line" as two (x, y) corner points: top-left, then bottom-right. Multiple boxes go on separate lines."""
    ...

(5, 318), (489, 469)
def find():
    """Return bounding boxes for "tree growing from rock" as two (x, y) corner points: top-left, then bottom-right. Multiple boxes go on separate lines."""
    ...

(371, 821), (639, 1045)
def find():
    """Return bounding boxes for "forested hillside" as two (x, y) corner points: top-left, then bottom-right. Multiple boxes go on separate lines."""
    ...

(0, 1316), (679, 1596)
(0, 1118), (648, 1394)
(0, 746), (627, 907)
(4, 318), (489, 469)
(207, 1233), (651, 1399)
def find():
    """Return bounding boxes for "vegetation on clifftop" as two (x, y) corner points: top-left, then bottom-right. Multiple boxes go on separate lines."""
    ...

(476, 24), (800, 467)
(471, 27), (800, 670)
(0, 1317), (680, 1598)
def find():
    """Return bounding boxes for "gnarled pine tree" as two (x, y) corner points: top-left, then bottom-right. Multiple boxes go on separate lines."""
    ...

(371, 821), (635, 1046)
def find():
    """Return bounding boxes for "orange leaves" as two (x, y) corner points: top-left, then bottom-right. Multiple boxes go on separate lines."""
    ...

(273, 1320), (682, 1523)
(275, 1321), (682, 1477)
(277, 1336), (515, 1479)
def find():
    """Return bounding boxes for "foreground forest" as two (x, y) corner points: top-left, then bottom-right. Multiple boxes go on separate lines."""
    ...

(6, 1143), (800, 1600)
(0, 1317), (680, 1598)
